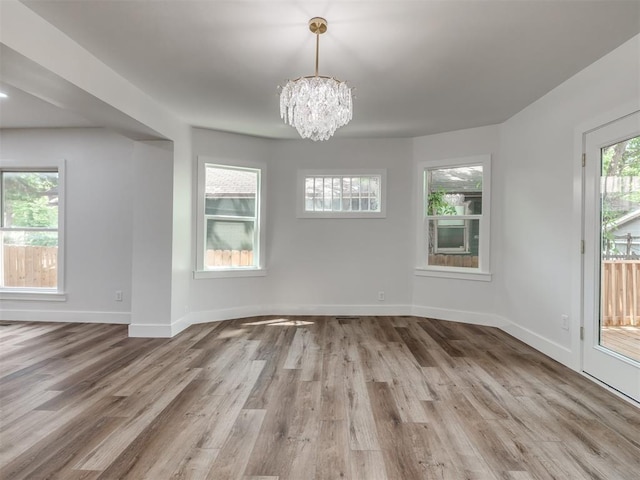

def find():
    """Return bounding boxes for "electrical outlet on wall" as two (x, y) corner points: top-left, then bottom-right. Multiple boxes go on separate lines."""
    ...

(115, 290), (123, 302)
(561, 314), (569, 330)
(377, 291), (385, 301)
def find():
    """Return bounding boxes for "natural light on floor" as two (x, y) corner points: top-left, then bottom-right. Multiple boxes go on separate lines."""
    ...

(242, 318), (315, 327)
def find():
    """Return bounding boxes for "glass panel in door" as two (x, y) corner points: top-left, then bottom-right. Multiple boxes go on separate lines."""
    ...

(600, 135), (640, 363)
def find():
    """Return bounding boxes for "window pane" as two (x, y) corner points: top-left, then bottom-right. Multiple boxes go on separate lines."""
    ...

(314, 177), (323, 199)
(305, 177), (314, 197)
(428, 218), (480, 268)
(351, 177), (360, 197)
(426, 166), (482, 216)
(333, 178), (341, 210)
(206, 198), (255, 217)
(311, 177), (323, 212)
(2, 231), (58, 288)
(438, 225), (465, 249)
(205, 219), (255, 268)
(2, 172), (58, 228)
(370, 177), (380, 197)
(205, 166), (257, 217)
(324, 177), (332, 210)
(361, 177), (369, 194)
(342, 178), (351, 196)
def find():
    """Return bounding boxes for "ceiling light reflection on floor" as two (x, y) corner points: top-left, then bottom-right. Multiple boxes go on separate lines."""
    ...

(216, 329), (247, 338)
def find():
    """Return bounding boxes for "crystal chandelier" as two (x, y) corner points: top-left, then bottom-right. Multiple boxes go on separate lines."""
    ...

(279, 17), (353, 141)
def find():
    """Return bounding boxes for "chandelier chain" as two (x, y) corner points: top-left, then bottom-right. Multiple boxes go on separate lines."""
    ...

(315, 30), (319, 77)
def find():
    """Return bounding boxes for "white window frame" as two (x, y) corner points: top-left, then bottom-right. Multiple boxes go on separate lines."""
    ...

(0, 159), (66, 300)
(297, 169), (387, 218)
(194, 156), (266, 279)
(415, 155), (491, 281)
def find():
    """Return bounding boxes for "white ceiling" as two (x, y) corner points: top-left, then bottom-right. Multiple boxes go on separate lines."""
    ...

(3, 1), (640, 139)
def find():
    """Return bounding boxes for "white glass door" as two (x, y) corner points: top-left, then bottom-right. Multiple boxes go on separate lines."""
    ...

(583, 111), (640, 402)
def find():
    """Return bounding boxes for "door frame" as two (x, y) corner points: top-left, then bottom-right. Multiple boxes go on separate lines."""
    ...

(574, 104), (640, 404)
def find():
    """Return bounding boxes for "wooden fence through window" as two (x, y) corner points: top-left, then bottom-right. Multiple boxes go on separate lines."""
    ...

(206, 249), (254, 267)
(429, 255), (479, 268)
(602, 260), (640, 326)
(3, 245), (57, 288)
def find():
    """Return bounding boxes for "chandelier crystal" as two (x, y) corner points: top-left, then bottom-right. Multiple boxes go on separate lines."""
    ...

(279, 17), (353, 141)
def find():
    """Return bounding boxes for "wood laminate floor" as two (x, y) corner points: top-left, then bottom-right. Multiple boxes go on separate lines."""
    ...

(0, 316), (638, 480)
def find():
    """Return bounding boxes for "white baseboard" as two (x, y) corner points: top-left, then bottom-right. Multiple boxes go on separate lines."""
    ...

(128, 323), (172, 337)
(128, 312), (193, 338)
(188, 304), (414, 326)
(497, 316), (574, 367)
(275, 303), (414, 317)
(170, 314), (191, 337)
(150, 304), (503, 336)
(187, 305), (269, 325)
(410, 305), (504, 327)
(0, 309), (130, 324)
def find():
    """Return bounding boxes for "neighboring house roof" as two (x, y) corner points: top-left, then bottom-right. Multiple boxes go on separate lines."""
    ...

(611, 208), (640, 229)
(206, 167), (256, 198)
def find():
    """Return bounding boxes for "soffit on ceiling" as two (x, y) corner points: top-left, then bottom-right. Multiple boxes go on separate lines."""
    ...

(0, 82), (96, 129)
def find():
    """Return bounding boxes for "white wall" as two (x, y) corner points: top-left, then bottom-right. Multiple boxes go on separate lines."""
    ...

(269, 137), (413, 312)
(497, 34), (640, 367)
(189, 129), (413, 321)
(411, 125), (502, 325)
(168, 128), (193, 330)
(130, 140), (174, 332)
(188, 129), (276, 321)
(0, 128), (135, 323)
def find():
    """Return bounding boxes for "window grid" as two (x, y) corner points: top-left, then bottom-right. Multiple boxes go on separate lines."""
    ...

(305, 175), (381, 213)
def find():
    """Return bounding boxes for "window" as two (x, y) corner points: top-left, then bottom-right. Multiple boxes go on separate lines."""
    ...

(1, 164), (65, 295)
(416, 155), (491, 280)
(195, 159), (265, 278)
(298, 169), (387, 218)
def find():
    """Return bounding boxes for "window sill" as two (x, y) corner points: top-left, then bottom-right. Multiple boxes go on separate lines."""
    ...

(0, 290), (67, 301)
(414, 268), (492, 282)
(194, 268), (267, 279)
